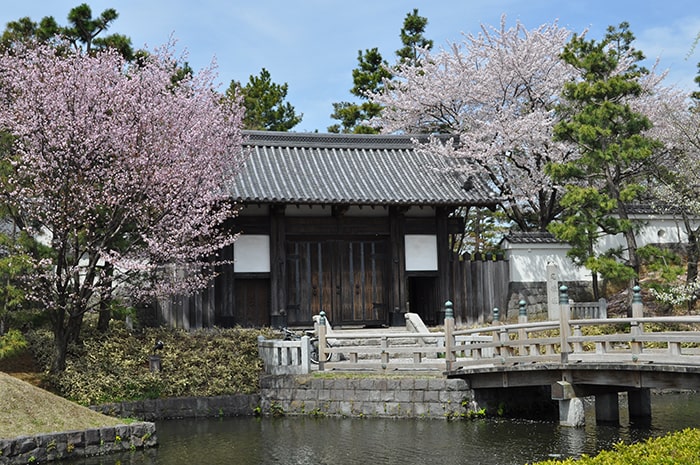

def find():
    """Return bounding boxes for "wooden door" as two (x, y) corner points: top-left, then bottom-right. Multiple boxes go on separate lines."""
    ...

(285, 239), (388, 326)
(336, 240), (388, 325)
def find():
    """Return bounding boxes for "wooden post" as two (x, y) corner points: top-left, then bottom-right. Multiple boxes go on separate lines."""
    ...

(491, 307), (500, 356)
(572, 325), (583, 354)
(559, 286), (571, 363)
(631, 285), (643, 318)
(630, 320), (642, 356)
(444, 301), (455, 371)
(318, 311), (327, 371)
(631, 285), (643, 333)
(518, 300), (528, 354)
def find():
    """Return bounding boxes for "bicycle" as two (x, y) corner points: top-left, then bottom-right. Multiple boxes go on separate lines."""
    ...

(280, 327), (332, 364)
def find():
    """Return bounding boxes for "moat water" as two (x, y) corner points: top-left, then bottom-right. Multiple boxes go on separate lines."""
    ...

(60, 392), (700, 465)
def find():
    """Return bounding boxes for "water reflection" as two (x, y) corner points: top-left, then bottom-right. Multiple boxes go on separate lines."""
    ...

(57, 392), (700, 465)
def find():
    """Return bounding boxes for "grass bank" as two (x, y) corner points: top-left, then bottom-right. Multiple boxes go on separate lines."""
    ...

(0, 371), (124, 439)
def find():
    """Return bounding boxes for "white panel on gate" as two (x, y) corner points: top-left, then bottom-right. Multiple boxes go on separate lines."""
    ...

(234, 235), (270, 273)
(405, 235), (438, 271)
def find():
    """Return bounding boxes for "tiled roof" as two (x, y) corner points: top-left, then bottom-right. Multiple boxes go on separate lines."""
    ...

(502, 231), (562, 244)
(229, 131), (498, 207)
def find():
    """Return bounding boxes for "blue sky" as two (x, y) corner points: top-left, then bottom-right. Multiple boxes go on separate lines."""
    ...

(2, 1), (699, 133)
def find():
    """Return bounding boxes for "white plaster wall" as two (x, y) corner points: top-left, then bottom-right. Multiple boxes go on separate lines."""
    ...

(506, 245), (590, 283)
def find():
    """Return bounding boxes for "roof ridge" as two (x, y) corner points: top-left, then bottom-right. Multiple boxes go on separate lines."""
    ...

(242, 130), (451, 149)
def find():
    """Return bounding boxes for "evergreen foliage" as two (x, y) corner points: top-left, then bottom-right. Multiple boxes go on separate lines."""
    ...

(328, 9), (431, 133)
(546, 23), (661, 296)
(227, 67), (302, 131)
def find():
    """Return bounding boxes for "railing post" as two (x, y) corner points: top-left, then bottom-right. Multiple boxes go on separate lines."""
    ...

(518, 300), (528, 352)
(632, 286), (644, 333)
(300, 335), (311, 374)
(572, 325), (583, 353)
(559, 286), (571, 363)
(444, 300), (455, 371)
(318, 311), (327, 371)
(381, 336), (389, 368)
(492, 307), (501, 356)
(630, 320), (642, 357)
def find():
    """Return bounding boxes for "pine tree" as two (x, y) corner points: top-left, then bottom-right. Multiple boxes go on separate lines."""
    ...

(546, 22), (661, 296)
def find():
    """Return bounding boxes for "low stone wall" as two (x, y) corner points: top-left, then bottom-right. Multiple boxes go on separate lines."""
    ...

(91, 394), (260, 421)
(0, 422), (156, 465)
(260, 375), (472, 419)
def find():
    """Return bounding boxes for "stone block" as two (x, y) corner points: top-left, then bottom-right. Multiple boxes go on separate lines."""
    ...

(424, 390), (440, 403)
(84, 428), (101, 446)
(339, 401), (354, 416)
(386, 379), (402, 391)
(16, 437), (36, 454)
(413, 378), (429, 390)
(410, 389), (425, 403)
(359, 378), (376, 390)
(395, 389), (412, 403)
(399, 378), (415, 390)
(100, 426), (116, 444)
(446, 378), (468, 390)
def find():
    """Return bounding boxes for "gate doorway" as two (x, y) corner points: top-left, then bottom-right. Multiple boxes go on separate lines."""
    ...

(408, 276), (439, 325)
(285, 239), (389, 326)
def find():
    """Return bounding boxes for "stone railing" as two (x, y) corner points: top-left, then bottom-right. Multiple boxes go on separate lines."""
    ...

(257, 335), (310, 375)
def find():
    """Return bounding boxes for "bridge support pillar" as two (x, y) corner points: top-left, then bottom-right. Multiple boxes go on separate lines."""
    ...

(552, 381), (585, 427)
(628, 388), (652, 421)
(595, 392), (619, 424)
(558, 397), (585, 427)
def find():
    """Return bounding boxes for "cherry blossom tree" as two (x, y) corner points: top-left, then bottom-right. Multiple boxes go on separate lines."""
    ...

(0, 42), (246, 372)
(644, 70), (700, 310)
(372, 17), (578, 231)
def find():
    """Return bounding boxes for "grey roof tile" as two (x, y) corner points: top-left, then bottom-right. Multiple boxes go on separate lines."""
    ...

(231, 131), (498, 207)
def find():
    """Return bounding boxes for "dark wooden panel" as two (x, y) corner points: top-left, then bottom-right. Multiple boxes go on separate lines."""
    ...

(227, 278), (269, 327)
(285, 217), (390, 236)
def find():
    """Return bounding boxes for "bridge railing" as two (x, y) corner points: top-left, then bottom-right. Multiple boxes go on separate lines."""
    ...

(311, 286), (700, 373)
(567, 315), (700, 364)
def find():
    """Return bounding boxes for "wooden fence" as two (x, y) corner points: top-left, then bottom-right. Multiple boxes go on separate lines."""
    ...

(450, 253), (509, 325)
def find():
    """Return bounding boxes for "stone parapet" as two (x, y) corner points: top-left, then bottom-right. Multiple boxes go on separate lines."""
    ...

(0, 422), (156, 465)
(260, 375), (472, 419)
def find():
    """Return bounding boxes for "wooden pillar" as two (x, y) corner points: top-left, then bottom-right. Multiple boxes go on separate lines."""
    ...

(595, 392), (620, 424)
(436, 207), (451, 310)
(390, 207), (407, 314)
(270, 204), (286, 326)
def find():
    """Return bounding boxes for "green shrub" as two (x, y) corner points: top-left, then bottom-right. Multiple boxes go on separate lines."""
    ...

(26, 320), (274, 405)
(531, 428), (700, 464)
(0, 329), (28, 360)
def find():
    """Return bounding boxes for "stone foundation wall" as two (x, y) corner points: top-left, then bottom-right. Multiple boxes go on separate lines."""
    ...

(91, 394), (260, 421)
(507, 281), (594, 319)
(260, 375), (473, 419)
(0, 422), (156, 465)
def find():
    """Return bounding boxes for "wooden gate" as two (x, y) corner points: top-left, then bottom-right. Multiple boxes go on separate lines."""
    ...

(285, 239), (388, 326)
